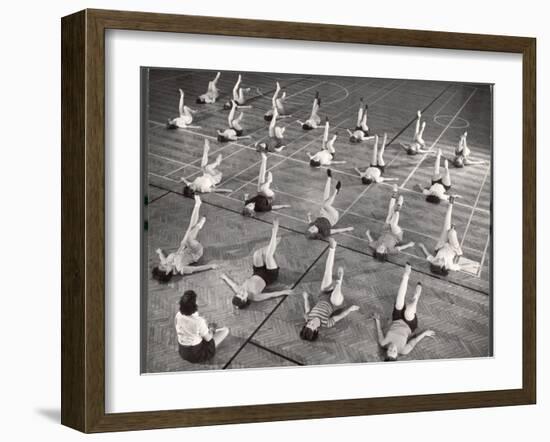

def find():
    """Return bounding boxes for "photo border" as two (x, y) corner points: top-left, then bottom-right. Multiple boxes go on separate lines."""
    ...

(61, 9), (536, 433)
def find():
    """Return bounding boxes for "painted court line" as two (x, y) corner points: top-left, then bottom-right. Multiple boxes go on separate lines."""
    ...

(460, 165), (491, 247)
(400, 88), (478, 190)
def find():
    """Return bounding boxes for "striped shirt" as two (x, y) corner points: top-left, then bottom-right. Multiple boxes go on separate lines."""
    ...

(306, 294), (336, 328)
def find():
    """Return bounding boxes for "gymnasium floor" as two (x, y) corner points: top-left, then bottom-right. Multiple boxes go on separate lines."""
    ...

(143, 68), (492, 373)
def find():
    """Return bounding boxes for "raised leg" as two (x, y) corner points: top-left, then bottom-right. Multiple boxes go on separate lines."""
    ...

(200, 139), (210, 169)
(322, 118), (330, 147)
(178, 89), (185, 117)
(320, 238), (337, 291)
(356, 101), (364, 127)
(377, 133), (387, 167)
(179, 195), (202, 249)
(330, 266), (344, 307)
(433, 148), (442, 180)
(371, 135), (379, 165)
(404, 283), (422, 321)
(389, 210), (403, 237)
(442, 159), (451, 187)
(257, 152), (268, 192)
(436, 200), (454, 249)
(232, 74), (242, 101)
(228, 101), (237, 127)
(323, 171), (332, 201)
(394, 263), (411, 311)
(264, 219), (280, 269)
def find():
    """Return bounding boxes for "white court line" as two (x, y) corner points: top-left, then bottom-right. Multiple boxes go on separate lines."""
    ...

(460, 165), (491, 247)
(400, 88), (478, 190)
(477, 233), (491, 277)
(148, 172), (179, 183)
(228, 80), (405, 195)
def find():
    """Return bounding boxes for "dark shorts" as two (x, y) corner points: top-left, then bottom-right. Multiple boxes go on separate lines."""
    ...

(392, 307), (418, 332)
(178, 339), (216, 363)
(264, 114), (273, 122)
(430, 262), (450, 276)
(253, 265), (280, 286)
(370, 163), (385, 173)
(431, 178), (451, 191)
(234, 128), (244, 137)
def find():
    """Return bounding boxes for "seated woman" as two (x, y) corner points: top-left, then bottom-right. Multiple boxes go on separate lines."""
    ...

(418, 196), (464, 275)
(366, 186), (415, 261)
(452, 131), (486, 167)
(307, 118), (346, 168)
(400, 110), (431, 155)
(417, 148), (460, 203)
(264, 82), (289, 121)
(180, 139), (233, 197)
(373, 263), (435, 361)
(347, 98), (375, 143)
(305, 169), (354, 240)
(255, 107), (287, 153)
(223, 74), (253, 110)
(196, 71), (221, 104)
(152, 195), (218, 283)
(217, 100), (252, 142)
(242, 152), (291, 216)
(167, 89), (201, 129)
(175, 290), (230, 363)
(220, 219), (294, 309)
(300, 238), (360, 341)
(355, 133), (399, 185)
(297, 92), (323, 130)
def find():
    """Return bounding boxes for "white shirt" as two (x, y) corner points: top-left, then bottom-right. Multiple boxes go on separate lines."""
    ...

(174, 312), (209, 346)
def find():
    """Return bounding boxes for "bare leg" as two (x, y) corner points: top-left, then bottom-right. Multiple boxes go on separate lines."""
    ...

(433, 148), (442, 180)
(272, 82), (281, 108)
(330, 266), (344, 307)
(360, 105), (369, 131)
(322, 118), (330, 149)
(371, 135), (379, 165)
(394, 263), (411, 310)
(232, 74), (242, 101)
(442, 159), (451, 187)
(356, 101), (364, 127)
(385, 192), (397, 224)
(377, 133), (387, 167)
(179, 195), (202, 249)
(447, 227), (463, 256)
(178, 89), (185, 117)
(264, 219), (280, 269)
(323, 171), (332, 201)
(321, 238), (337, 291)
(436, 200), (454, 249)
(200, 139), (210, 169)
(213, 327), (229, 347)
(404, 283), (422, 321)
(389, 211), (403, 237)
(228, 102), (237, 127)
(257, 153), (267, 192)
(417, 122), (426, 146)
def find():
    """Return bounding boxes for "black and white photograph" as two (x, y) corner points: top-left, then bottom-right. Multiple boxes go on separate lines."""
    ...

(142, 68), (492, 373)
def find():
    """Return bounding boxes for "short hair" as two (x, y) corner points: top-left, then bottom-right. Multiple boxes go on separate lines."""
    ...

(152, 266), (173, 283)
(302, 123), (313, 130)
(361, 176), (373, 185)
(454, 157), (465, 167)
(182, 185), (195, 198)
(166, 122), (178, 130)
(223, 101), (232, 110)
(196, 97), (205, 104)
(264, 114), (273, 122)
(179, 290), (198, 316)
(232, 296), (251, 309)
(349, 136), (359, 143)
(426, 194), (441, 204)
(309, 159), (321, 168)
(217, 134), (228, 142)
(300, 325), (319, 341)
(374, 250), (388, 262)
(384, 356), (398, 362)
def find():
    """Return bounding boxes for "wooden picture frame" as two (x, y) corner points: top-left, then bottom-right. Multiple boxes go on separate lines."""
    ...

(61, 8), (536, 433)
